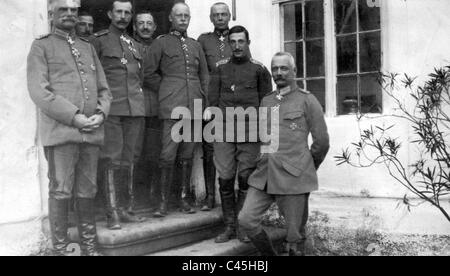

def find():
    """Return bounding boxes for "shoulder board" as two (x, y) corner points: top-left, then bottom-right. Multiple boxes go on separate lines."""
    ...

(298, 88), (311, 94)
(36, 33), (51, 40)
(216, 58), (231, 68)
(250, 58), (265, 67)
(93, 29), (109, 37)
(79, 37), (90, 43)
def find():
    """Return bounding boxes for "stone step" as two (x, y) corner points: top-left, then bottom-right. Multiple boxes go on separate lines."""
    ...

(149, 227), (287, 256)
(68, 208), (224, 256)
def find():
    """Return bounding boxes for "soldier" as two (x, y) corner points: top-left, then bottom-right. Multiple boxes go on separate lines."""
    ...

(27, 0), (111, 256)
(208, 25), (272, 243)
(145, 2), (209, 217)
(197, 2), (233, 212)
(91, 0), (145, 230)
(133, 10), (161, 208)
(75, 11), (94, 38)
(239, 52), (330, 256)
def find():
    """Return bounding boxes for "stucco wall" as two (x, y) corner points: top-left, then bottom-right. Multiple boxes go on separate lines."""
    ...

(0, 0), (49, 255)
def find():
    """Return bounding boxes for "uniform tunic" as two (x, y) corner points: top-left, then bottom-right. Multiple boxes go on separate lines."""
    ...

(91, 25), (145, 166)
(249, 87), (330, 195)
(145, 30), (209, 166)
(27, 28), (112, 199)
(208, 55), (272, 180)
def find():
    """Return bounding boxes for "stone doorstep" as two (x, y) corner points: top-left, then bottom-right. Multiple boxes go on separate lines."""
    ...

(68, 208), (225, 256)
(149, 227), (287, 256)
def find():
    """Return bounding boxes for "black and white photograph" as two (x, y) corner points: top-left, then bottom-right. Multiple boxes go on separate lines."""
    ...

(0, 0), (449, 259)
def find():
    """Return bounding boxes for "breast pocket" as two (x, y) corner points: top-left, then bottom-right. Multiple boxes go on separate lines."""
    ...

(283, 110), (307, 132)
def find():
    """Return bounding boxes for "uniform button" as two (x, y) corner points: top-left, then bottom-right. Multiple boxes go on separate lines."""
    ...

(83, 79), (87, 83)
(80, 70), (85, 74)
(84, 88), (88, 91)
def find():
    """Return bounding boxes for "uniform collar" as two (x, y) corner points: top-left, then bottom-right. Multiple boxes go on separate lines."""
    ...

(276, 85), (297, 100)
(109, 24), (127, 36)
(170, 29), (187, 38)
(231, 54), (250, 64)
(53, 28), (76, 41)
(135, 35), (153, 46)
(214, 28), (229, 38)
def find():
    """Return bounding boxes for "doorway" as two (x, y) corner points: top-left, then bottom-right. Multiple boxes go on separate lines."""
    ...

(80, 0), (181, 37)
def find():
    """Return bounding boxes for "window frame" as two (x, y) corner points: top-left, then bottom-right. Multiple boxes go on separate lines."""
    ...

(276, 0), (383, 117)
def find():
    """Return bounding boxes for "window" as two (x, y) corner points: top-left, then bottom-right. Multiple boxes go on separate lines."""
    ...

(280, 0), (382, 115)
(335, 0), (382, 115)
(282, 0), (326, 110)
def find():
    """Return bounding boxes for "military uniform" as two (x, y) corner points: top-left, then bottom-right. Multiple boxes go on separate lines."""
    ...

(91, 25), (145, 229)
(239, 87), (330, 256)
(145, 30), (209, 216)
(197, 28), (233, 211)
(208, 55), (272, 243)
(27, 28), (112, 255)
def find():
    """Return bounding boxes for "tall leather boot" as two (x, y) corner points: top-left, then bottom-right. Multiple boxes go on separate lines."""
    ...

(104, 166), (121, 230)
(149, 161), (161, 209)
(180, 160), (196, 214)
(201, 149), (216, 212)
(288, 241), (306, 256)
(215, 178), (237, 243)
(48, 198), (70, 256)
(153, 166), (173, 218)
(75, 198), (102, 256)
(118, 164), (145, 223)
(248, 230), (278, 256)
(236, 176), (250, 243)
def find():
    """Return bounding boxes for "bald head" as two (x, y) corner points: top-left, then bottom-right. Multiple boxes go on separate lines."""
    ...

(169, 2), (191, 32)
(210, 2), (231, 30)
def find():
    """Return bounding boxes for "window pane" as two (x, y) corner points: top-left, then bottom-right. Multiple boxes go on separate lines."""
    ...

(360, 74), (382, 113)
(284, 4), (303, 41)
(337, 76), (358, 115)
(307, 79), (326, 111)
(334, 0), (357, 35)
(337, 35), (357, 74)
(359, 0), (381, 31)
(360, 31), (381, 73)
(305, 0), (324, 38)
(285, 42), (304, 78)
(306, 39), (325, 77)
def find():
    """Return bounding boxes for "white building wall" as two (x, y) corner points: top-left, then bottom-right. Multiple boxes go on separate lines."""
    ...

(0, 0), (49, 255)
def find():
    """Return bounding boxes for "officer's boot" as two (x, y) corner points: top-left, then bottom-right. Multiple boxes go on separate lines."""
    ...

(149, 161), (161, 209)
(104, 166), (121, 230)
(236, 176), (251, 243)
(248, 230), (278, 256)
(153, 166), (173, 218)
(180, 160), (196, 214)
(201, 149), (216, 212)
(118, 164), (145, 223)
(48, 198), (70, 256)
(288, 240), (306, 256)
(215, 178), (237, 243)
(75, 198), (103, 256)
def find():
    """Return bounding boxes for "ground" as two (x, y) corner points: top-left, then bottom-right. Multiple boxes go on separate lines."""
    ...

(262, 205), (450, 256)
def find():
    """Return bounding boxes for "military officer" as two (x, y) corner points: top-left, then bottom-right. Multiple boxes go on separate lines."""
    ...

(196, 2), (233, 212)
(145, 2), (209, 217)
(208, 26), (273, 243)
(91, 0), (145, 230)
(75, 11), (94, 38)
(132, 10), (161, 208)
(239, 52), (330, 256)
(27, 0), (112, 256)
